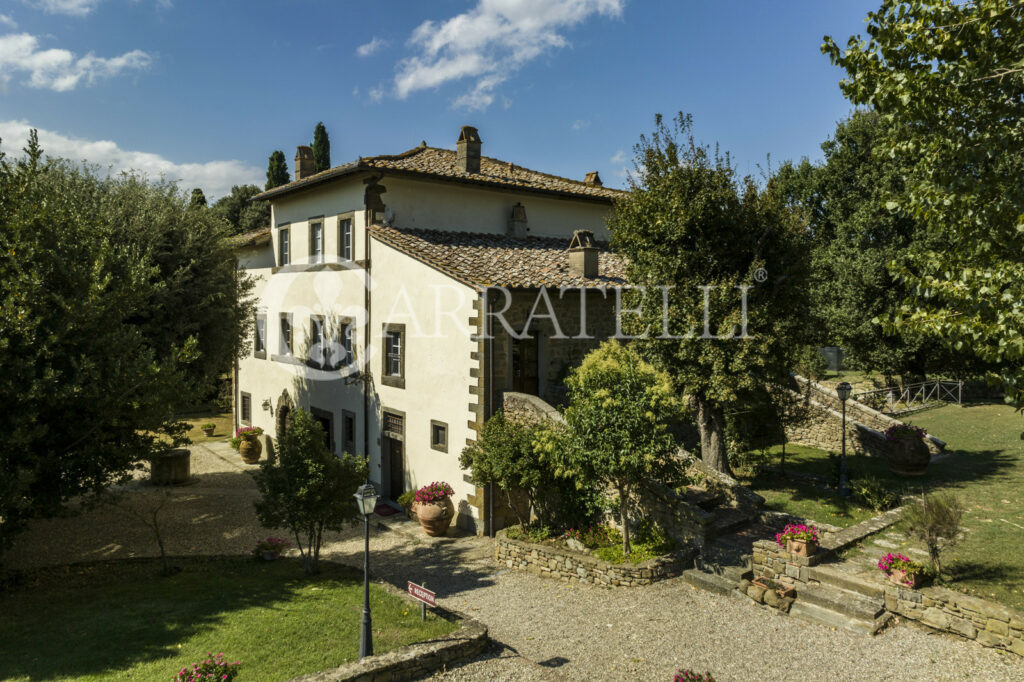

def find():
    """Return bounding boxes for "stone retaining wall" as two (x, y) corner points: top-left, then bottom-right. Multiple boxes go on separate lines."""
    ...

(494, 530), (696, 587)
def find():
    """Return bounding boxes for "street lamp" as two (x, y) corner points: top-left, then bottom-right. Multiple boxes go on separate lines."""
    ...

(836, 382), (853, 498)
(354, 482), (379, 659)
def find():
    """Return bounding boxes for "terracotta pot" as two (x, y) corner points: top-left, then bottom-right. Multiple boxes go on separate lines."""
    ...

(889, 569), (922, 588)
(239, 436), (262, 464)
(786, 539), (818, 557)
(887, 436), (930, 476)
(415, 498), (454, 536)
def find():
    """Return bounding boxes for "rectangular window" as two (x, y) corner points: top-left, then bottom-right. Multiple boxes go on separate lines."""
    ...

(310, 222), (323, 264)
(430, 420), (448, 453)
(311, 407), (334, 452)
(280, 314), (292, 355)
(254, 314), (266, 358)
(342, 409), (356, 454)
(341, 321), (353, 367)
(279, 228), (290, 266)
(382, 324), (404, 389)
(240, 392), (251, 424)
(309, 315), (325, 368)
(339, 218), (353, 260)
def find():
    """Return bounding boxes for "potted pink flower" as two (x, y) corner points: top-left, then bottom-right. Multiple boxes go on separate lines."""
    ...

(413, 481), (455, 536)
(775, 523), (819, 557)
(232, 426), (264, 464)
(878, 552), (928, 588)
(253, 536), (290, 561)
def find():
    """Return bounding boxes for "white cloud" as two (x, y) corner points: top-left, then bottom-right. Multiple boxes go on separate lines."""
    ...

(393, 0), (623, 111)
(610, 149), (626, 164)
(356, 36), (387, 58)
(571, 119), (590, 131)
(23, 0), (172, 17)
(369, 84), (384, 103)
(0, 120), (262, 200)
(0, 14), (17, 28)
(0, 33), (151, 91)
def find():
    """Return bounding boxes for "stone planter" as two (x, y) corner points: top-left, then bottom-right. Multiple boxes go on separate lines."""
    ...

(201, 426), (215, 437)
(415, 498), (454, 536)
(887, 436), (930, 476)
(239, 436), (262, 464)
(149, 448), (191, 485)
(260, 550), (279, 561)
(786, 539), (818, 557)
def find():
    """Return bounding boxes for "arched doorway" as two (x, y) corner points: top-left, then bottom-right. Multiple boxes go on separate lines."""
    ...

(275, 390), (294, 443)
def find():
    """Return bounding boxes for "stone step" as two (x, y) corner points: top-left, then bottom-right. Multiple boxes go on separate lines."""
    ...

(795, 583), (886, 622)
(710, 507), (756, 537)
(790, 599), (892, 636)
(695, 556), (750, 583)
(807, 564), (885, 599)
(682, 568), (739, 597)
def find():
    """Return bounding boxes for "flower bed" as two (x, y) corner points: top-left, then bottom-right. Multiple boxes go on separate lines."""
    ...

(494, 529), (695, 587)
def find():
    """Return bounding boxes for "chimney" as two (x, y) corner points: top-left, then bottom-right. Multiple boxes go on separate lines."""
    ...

(568, 230), (598, 278)
(457, 125), (482, 173)
(508, 202), (528, 238)
(584, 171), (603, 187)
(295, 145), (314, 180)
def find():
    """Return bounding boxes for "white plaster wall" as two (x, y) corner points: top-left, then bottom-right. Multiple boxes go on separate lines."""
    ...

(382, 176), (614, 240)
(271, 181), (368, 266)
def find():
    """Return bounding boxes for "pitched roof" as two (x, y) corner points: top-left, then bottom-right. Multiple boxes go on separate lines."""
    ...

(369, 225), (628, 290)
(230, 226), (272, 248)
(253, 144), (628, 203)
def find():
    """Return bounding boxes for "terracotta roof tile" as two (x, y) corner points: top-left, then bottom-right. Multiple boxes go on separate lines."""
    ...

(254, 145), (628, 203)
(369, 225), (627, 290)
(231, 226), (272, 248)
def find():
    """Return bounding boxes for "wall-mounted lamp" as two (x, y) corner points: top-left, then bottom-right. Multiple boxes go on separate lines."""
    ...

(262, 398), (273, 415)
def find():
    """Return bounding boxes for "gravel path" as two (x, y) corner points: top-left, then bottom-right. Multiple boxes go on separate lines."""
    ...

(6, 443), (1024, 681)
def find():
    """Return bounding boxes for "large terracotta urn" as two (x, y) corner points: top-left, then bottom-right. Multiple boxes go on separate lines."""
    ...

(239, 436), (262, 464)
(415, 498), (454, 537)
(887, 437), (930, 476)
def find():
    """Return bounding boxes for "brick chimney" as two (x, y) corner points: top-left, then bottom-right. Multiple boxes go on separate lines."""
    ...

(457, 125), (481, 174)
(508, 202), (528, 238)
(568, 230), (598, 278)
(295, 145), (314, 180)
(584, 171), (603, 187)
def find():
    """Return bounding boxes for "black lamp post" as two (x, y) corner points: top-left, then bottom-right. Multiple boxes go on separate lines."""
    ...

(354, 482), (379, 659)
(836, 381), (852, 498)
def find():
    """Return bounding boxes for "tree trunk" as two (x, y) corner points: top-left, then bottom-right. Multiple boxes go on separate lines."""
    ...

(695, 398), (732, 476)
(618, 484), (631, 557)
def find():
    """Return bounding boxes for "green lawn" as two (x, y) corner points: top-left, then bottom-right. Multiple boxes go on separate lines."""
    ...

(744, 402), (1024, 610)
(180, 410), (235, 444)
(0, 558), (457, 681)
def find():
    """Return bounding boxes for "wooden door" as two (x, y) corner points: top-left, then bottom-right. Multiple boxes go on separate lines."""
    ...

(386, 437), (404, 499)
(512, 335), (539, 395)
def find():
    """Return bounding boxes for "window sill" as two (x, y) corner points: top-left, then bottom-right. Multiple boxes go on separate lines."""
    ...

(254, 350), (267, 360)
(271, 354), (303, 366)
(430, 443), (448, 453)
(381, 374), (405, 389)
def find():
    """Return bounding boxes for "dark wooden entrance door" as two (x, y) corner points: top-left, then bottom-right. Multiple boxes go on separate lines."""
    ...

(386, 437), (404, 499)
(512, 335), (539, 394)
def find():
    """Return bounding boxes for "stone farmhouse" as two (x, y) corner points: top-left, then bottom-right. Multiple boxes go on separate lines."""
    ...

(233, 126), (628, 533)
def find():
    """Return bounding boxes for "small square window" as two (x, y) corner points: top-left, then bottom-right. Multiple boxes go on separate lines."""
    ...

(430, 420), (448, 453)
(279, 228), (290, 266)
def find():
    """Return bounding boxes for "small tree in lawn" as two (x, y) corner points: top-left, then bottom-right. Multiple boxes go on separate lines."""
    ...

(901, 491), (964, 577)
(254, 409), (367, 575)
(550, 340), (680, 557)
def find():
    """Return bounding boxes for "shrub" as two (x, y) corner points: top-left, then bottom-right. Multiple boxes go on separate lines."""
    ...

(851, 476), (901, 511)
(414, 481), (454, 504)
(775, 523), (818, 547)
(564, 524), (621, 549)
(674, 669), (715, 681)
(505, 524), (553, 543)
(884, 423), (926, 442)
(900, 492), (963, 575)
(200, 423), (215, 431)
(175, 653), (241, 682)
(397, 490), (416, 510)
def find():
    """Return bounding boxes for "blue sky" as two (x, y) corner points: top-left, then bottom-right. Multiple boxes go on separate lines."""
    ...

(0, 0), (880, 199)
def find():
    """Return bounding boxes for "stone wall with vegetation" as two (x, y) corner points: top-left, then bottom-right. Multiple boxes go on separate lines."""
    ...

(494, 529), (695, 587)
(885, 584), (1024, 657)
(786, 376), (945, 456)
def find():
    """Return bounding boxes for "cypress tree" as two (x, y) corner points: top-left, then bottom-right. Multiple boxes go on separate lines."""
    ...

(266, 150), (290, 190)
(189, 188), (207, 208)
(312, 122), (331, 173)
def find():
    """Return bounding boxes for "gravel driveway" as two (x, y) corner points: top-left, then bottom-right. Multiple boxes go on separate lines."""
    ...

(6, 443), (1023, 681)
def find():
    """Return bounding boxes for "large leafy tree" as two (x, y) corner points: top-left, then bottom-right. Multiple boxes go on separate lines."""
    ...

(775, 112), (938, 384)
(824, 0), (1024, 406)
(547, 340), (679, 556)
(312, 122), (331, 173)
(266, 150), (290, 190)
(0, 133), (254, 565)
(211, 184), (270, 236)
(254, 409), (367, 575)
(609, 114), (812, 475)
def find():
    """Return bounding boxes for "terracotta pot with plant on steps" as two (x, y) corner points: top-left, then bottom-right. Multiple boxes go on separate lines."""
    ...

(775, 523), (819, 557)
(413, 482), (456, 536)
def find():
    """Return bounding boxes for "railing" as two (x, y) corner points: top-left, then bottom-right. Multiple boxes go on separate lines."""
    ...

(854, 380), (962, 414)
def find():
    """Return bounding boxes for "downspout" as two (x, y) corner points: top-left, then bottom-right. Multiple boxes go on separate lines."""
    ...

(486, 290), (495, 538)
(363, 208), (372, 476)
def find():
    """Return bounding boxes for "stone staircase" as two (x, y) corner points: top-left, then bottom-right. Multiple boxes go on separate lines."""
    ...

(791, 564), (891, 635)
